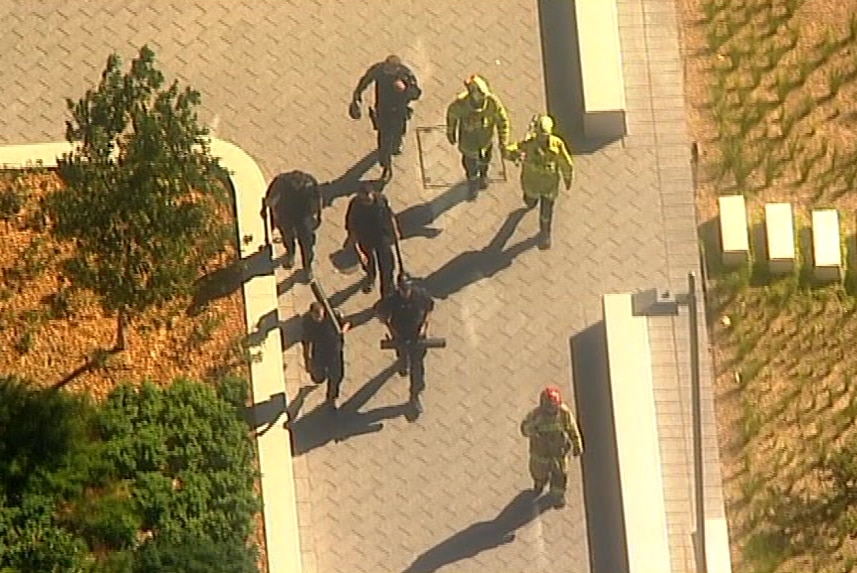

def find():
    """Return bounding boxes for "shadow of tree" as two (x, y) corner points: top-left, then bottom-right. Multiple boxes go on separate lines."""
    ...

(52, 347), (123, 390)
(402, 490), (553, 573)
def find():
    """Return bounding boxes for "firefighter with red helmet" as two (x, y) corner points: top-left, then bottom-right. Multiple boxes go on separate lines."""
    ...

(520, 386), (583, 508)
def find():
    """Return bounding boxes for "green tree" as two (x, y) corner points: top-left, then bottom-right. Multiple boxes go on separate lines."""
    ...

(46, 45), (231, 350)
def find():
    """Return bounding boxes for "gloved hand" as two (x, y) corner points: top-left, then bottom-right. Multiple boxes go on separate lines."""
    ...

(446, 132), (457, 145)
(348, 99), (362, 120)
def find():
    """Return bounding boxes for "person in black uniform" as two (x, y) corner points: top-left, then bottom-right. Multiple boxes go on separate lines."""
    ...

(302, 302), (351, 409)
(262, 170), (322, 279)
(345, 181), (400, 298)
(377, 275), (435, 415)
(350, 55), (422, 181)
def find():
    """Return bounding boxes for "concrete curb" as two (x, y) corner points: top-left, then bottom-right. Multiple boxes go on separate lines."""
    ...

(0, 140), (302, 573)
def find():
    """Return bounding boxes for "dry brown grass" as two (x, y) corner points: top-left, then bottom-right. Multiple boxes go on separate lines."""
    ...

(678, 0), (857, 571)
(0, 169), (269, 572)
(0, 169), (250, 398)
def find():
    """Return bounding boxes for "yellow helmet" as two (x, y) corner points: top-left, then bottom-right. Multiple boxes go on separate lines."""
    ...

(532, 114), (554, 135)
(464, 74), (490, 97)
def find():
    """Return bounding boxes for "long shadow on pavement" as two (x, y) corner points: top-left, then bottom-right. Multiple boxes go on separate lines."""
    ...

(188, 244), (277, 315)
(402, 490), (553, 573)
(329, 180), (471, 273)
(570, 322), (629, 573)
(320, 150), (379, 207)
(419, 208), (537, 300)
(287, 363), (403, 456)
(397, 181), (472, 240)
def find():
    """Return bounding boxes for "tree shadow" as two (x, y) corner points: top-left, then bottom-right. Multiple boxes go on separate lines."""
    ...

(397, 181), (471, 240)
(319, 151), (379, 207)
(287, 364), (401, 456)
(419, 208), (537, 300)
(52, 348), (123, 390)
(402, 490), (553, 573)
(188, 244), (276, 316)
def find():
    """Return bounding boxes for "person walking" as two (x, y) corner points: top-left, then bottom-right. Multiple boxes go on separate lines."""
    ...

(302, 301), (351, 410)
(446, 74), (511, 199)
(350, 55), (422, 182)
(504, 115), (574, 250)
(520, 386), (583, 509)
(376, 275), (435, 416)
(345, 181), (400, 298)
(262, 170), (322, 279)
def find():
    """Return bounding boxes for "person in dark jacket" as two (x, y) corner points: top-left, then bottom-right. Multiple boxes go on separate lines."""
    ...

(302, 302), (351, 409)
(351, 55), (422, 181)
(262, 170), (322, 279)
(376, 275), (435, 415)
(345, 180), (400, 298)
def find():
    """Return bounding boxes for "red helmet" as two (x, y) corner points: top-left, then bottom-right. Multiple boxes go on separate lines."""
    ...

(540, 386), (562, 408)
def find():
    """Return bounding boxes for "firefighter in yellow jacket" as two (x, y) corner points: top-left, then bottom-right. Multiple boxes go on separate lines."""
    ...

(520, 386), (583, 509)
(505, 114), (574, 250)
(446, 74), (510, 199)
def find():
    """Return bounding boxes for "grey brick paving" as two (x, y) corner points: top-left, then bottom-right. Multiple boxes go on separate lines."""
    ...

(0, 0), (731, 571)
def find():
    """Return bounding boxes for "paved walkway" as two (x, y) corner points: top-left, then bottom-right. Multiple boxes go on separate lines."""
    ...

(0, 1), (730, 572)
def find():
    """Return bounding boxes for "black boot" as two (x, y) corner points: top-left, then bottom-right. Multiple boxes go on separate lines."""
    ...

(538, 221), (552, 250)
(467, 178), (479, 200)
(410, 392), (424, 415)
(478, 169), (489, 190)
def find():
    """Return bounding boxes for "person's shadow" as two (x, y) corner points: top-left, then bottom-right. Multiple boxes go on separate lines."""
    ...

(420, 208), (538, 300)
(287, 364), (407, 456)
(396, 181), (472, 240)
(187, 243), (276, 316)
(402, 490), (553, 573)
(320, 151), (379, 207)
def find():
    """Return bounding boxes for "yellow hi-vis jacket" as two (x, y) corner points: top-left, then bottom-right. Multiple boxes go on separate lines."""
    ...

(506, 134), (575, 200)
(446, 92), (510, 157)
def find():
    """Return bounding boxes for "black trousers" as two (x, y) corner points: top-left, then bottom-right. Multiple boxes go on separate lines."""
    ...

(461, 145), (492, 180)
(523, 194), (556, 234)
(358, 240), (396, 298)
(280, 220), (316, 268)
(308, 350), (344, 400)
(376, 110), (407, 170)
(395, 339), (427, 397)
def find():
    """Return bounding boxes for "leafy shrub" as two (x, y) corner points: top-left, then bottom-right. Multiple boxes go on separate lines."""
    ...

(0, 376), (260, 572)
(100, 378), (259, 557)
(134, 532), (257, 573)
